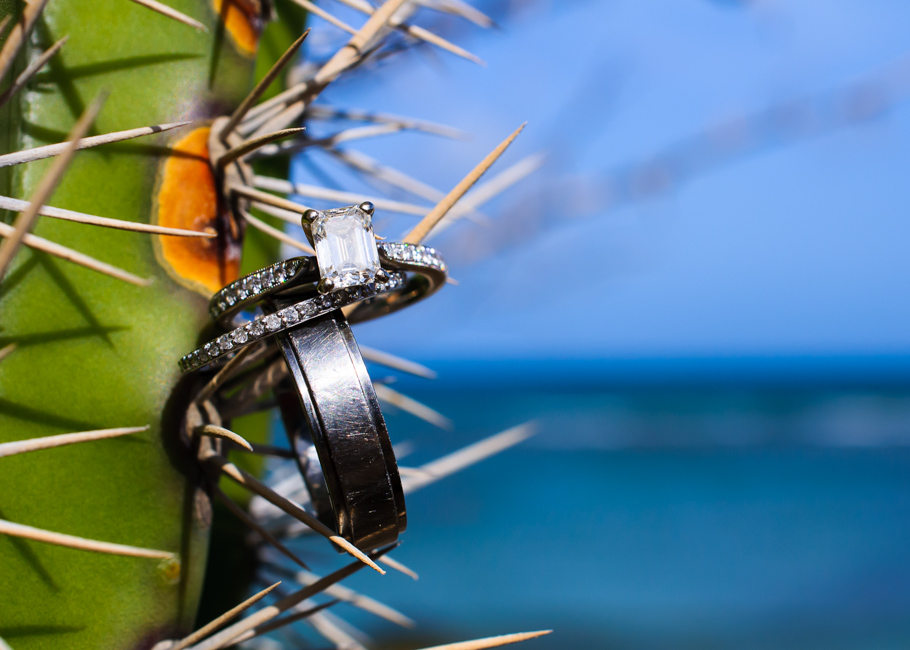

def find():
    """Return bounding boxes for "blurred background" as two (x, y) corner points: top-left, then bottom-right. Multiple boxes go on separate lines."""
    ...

(276, 1), (910, 648)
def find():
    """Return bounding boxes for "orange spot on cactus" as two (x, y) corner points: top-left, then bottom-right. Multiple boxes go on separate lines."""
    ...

(213, 0), (262, 56)
(155, 127), (241, 294)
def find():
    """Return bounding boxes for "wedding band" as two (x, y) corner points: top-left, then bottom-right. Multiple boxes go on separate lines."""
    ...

(209, 242), (447, 329)
(179, 272), (407, 373)
(276, 308), (406, 550)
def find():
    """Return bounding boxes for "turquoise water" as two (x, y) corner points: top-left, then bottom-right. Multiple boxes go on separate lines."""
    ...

(324, 384), (910, 649)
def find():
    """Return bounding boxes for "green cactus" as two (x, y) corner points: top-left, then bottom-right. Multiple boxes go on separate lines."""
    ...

(0, 2), (545, 650)
(0, 2), (301, 647)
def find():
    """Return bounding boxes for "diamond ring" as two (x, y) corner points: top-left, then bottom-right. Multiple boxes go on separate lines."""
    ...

(209, 241), (447, 329)
(180, 201), (443, 551)
(179, 272), (406, 373)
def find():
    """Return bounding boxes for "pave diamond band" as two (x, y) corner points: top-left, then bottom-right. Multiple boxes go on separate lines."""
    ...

(208, 242), (447, 328)
(209, 256), (315, 323)
(179, 272), (407, 373)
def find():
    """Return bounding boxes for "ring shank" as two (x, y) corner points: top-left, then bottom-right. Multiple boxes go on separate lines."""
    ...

(276, 309), (405, 550)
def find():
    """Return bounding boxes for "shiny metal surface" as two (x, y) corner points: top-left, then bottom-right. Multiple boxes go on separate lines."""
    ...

(275, 308), (406, 550)
(210, 242), (447, 329)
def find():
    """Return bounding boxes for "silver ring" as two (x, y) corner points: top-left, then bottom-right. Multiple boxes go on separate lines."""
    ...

(275, 308), (405, 550)
(178, 272), (407, 373)
(209, 242), (447, 329)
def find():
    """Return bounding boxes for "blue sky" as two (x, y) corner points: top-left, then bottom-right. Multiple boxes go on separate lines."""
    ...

(292, 0), (910, 363)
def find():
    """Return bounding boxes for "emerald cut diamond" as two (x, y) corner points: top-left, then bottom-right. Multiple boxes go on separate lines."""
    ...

(311, 205), (380, 289)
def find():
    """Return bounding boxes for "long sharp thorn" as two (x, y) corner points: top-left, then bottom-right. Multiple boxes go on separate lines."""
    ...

(293, 569), (415, 627)
(230, 184), (313, 216)
(401, 23), (485, 65)
(379, 554), (419, 580)
(0, 221), (151, 286)
(360, 345), (437, 379)
(245, 443), (296, 458)
(0, 426), (147, 458)
(0, 35), (68, 109)
(313, 0), (410, 86)
(0, 518), (175, 559)
(332, 0), (484, 64)
(0, 121), (191, 168)
(213, 488), (310, 571)
(168, 582), (282, 650)
(413, 631), (553, 650)
(219, 30), (310, 141)
(247, 99), (308, 141)
(309, 610), (371, 650)
(186, 546), (395, 650)
(404, 123), (526, 244)
(460, 152), (545, 208)
(194, 424), (252, 451)
(328, 147), (488, 224)
(240, 208), (314, 254)
(252, 175), (430, 217)
(0, 94), (106, 282)
(0, 0), (52, 83)
(330, 0), (375, 12)
(0, 343), (15, 363)
(328, 147), (449, 205)
(232, 599), (340, 643)
(431, 153), (545, 238)
(252, 123), (402, 159)
(0, 195), (214, 237)
(402, 423), (538, 495)
(243, 200), (304, 226)
(240, 82), (309, 127)
(289, 0), (356, 34)
(217, 127), (305, 168)
(127, 0), (207, 31)
(374, 384), (452, 429)
(203, 453), (385, 574)
(306, 104), (466, 139)
(426, 0), (495, 28)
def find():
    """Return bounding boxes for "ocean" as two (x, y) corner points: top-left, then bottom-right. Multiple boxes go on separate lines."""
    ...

(321, 373), (910, 650)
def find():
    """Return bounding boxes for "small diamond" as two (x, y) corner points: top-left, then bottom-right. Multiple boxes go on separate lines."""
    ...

(280, 307), (299, 324)
(296, 302), (314, 318)
(249, 319), (265, 337)
(231, 328), (248, 345)
(218, 335), (233, 352)
(204, 342), (218, 358)
(243, 277), (261, 293)
(264, 314), (281, 331)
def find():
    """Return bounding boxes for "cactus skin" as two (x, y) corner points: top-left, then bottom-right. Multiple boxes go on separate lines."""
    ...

(0, 1), (300, 648)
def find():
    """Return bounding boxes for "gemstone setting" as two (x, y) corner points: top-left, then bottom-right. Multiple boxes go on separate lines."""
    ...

(180, 272), (407, 373)
(311, 205), (380, 289)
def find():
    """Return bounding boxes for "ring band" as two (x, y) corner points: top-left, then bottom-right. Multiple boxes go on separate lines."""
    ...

(209, 242), (447, 329)
(179, 272), (407, 373)
(276, 381), (335, 530)
(276, 308), (406, 550)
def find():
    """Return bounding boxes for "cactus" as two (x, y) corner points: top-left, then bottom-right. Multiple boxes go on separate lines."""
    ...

(0, 2), (545, 650)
